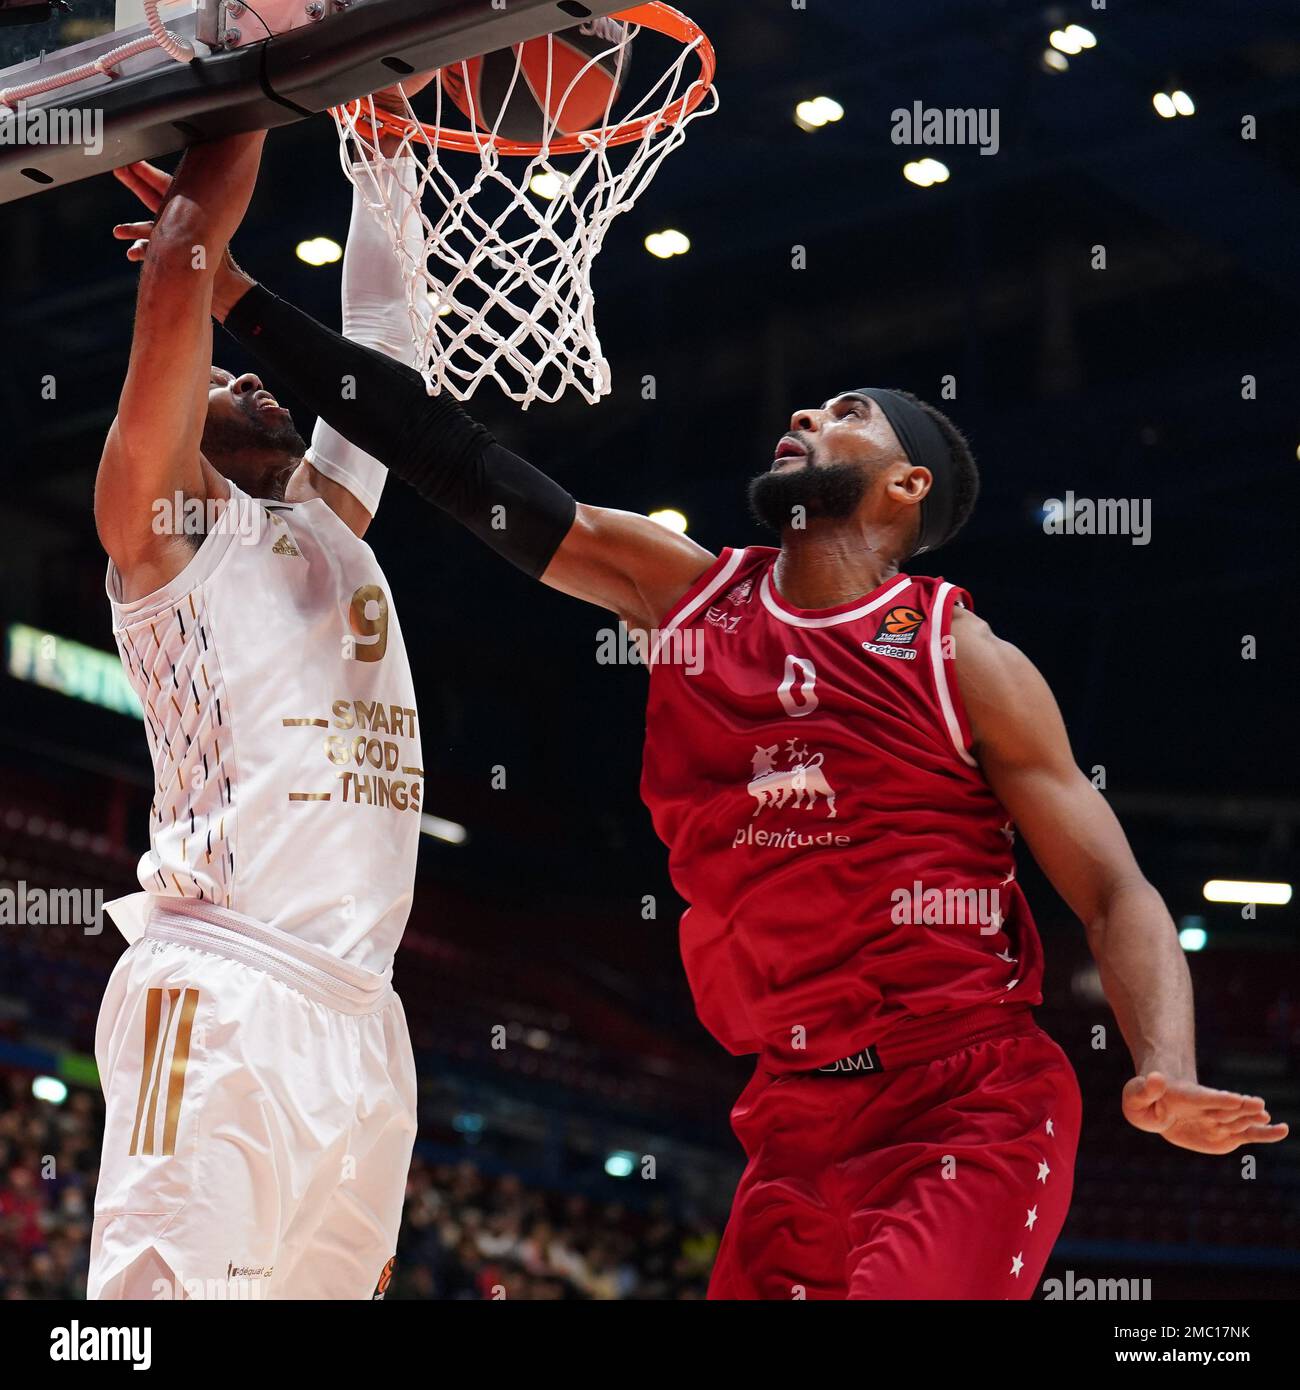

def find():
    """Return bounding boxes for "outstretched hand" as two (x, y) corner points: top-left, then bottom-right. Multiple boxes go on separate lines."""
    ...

(113, 157), (170, 213)
(110, 160), (169, 260)
(1122, 1072), (1288, 1154)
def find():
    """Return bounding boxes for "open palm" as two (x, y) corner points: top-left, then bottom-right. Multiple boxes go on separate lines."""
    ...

(1123, 1072), (1289, 1154)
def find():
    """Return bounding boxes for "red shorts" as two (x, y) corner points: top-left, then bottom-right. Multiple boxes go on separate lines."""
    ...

(708, 1008), (1082, 1300)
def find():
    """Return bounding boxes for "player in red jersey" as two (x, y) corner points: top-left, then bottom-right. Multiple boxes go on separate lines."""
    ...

(149, 164), (1286, 1296)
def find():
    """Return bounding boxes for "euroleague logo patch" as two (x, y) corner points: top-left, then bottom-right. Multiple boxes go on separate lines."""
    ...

(862, 606), (925, 661)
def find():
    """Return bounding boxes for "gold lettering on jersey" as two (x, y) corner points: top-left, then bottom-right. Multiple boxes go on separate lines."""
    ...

(329, 700), (417, 737)
(338, 771), (422, 813)
(283, 698), (425, 813)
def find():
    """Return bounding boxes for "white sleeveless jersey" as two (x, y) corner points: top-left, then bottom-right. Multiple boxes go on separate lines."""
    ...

(105, 480), (423, 976)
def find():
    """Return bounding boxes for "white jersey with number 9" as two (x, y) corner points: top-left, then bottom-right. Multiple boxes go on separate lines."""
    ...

(105, 478), (423, 976)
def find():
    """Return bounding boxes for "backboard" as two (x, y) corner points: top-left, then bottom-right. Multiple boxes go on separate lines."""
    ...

(0, 0), (630, 204)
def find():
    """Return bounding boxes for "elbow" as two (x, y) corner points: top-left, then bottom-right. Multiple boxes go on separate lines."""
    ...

(1084, 871), (1158, 937)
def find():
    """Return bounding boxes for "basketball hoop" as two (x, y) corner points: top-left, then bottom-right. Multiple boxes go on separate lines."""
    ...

(330, 3), (718, 407)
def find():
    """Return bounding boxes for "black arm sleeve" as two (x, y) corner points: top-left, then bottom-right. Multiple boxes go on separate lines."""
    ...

(222, 282), (576, 578)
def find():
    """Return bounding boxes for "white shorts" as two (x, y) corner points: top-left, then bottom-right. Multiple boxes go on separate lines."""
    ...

(88, 900), (417, 1301)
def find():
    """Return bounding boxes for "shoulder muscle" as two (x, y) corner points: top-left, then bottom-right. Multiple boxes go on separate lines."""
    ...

(951, 605), (1073, 770)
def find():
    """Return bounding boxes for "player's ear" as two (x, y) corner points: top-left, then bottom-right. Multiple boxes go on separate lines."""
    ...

(888, 463), (932, 506)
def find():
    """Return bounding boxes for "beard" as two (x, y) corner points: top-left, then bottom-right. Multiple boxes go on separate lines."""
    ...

(747, 458), (869, 533)
(201, 400), (306, 500)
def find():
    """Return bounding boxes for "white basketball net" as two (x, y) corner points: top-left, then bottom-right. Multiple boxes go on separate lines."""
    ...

(331, 17), (718, 407)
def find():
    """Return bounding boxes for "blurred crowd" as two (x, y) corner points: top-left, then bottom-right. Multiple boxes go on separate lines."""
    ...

(391, 1159), (717, 1300)
(0, 1071), (718, 1300)
(0, 1074), (96, 1299)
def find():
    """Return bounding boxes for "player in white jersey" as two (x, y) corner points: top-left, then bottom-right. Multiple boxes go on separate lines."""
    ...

(89, 100), (432, 1299)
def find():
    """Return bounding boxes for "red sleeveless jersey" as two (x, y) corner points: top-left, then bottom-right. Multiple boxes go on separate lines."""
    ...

(640, 546), (1043, 1071)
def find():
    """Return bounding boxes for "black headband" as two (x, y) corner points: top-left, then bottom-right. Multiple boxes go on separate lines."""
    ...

(836, 388), (955, 557)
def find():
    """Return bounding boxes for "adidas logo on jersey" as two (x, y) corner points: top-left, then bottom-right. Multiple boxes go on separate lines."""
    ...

(271, 533), (301, 558)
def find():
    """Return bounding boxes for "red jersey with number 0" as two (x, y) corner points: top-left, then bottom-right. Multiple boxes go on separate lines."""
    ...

(640, 546), (1043, 1070)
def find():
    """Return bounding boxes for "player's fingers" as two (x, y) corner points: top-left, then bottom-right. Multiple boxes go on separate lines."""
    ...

(1196, 1114), (1272, 1143)
(114, 161), (167, 211)
(113, 162), (152, 199)
(127, 239), (149, 262)
(133, 159), (171, 190)
(1195, 1102), (1260, 1121)
(1223, 1115), (1271, 1136)
(1201, 1102), (1268, 1122)
(112, 220), (154, 240)
(1164, 1092), (1262, 1124)
(134, 165), (171, 209)
(1231, 1123), (1289, 1147)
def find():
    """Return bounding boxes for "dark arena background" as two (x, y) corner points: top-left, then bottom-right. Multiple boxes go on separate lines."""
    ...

(2, 0), (1299, 1313)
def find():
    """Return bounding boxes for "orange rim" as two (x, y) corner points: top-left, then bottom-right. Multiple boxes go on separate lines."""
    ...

(336, 2), (716, 158)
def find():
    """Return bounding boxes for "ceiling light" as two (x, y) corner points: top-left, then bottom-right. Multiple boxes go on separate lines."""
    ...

(295, 236), (342, 267)
(649, 508), (688, 533)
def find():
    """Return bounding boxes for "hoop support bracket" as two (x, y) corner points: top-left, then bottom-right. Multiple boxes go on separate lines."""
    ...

(0, 0), (628, 205)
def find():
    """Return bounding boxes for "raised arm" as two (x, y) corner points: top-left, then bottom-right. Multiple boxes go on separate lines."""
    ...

(216, 278), (715, 629)
(289, 81), (445, 536)
(274, 153), (428, 539)
(952, 606), (1287, 1154)
(95, 132), (267, 592)
(110, 149), (380, 540)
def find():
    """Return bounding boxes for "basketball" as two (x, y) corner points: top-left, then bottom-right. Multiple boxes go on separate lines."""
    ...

(441, 18), (634, 142)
